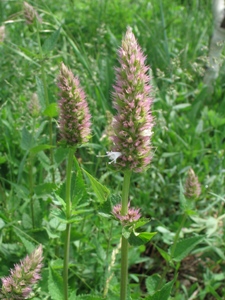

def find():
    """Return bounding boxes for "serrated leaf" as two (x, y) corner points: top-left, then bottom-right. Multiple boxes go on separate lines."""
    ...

(146, 274), (161, 295)
(42, 27), (61, 53)
(82, 168), (110, 203)
(43, 103), (58, 117)
(69, 290), (77, 300)
(171, 235), (204, 262)
(146, 280), (174, 300)
(48, 267), (63, 300)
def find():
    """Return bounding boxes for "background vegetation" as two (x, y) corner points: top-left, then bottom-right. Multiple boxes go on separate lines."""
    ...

(0, 0), (225, 299)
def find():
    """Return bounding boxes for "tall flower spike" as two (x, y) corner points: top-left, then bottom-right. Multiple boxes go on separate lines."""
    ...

(58, 63), (91, 146)
(184, 168), (201, 199)
(109, 27), (154, 172)
(0, 245), (43, 299)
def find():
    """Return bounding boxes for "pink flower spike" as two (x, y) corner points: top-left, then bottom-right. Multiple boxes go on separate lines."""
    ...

(109, 27), (154, 172)
(0, 245), (43, 299)
(58, 63), (91, 146)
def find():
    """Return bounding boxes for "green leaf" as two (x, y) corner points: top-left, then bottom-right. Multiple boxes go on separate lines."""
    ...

(34, 182), (57, 196)
(98, 197), (112, 215)
(75, 295), (103, 300)
(36, 76), (45, 110)
(21, 127), (33, 150)
(146, 280), (174, 300)
(146, 274), (161, 295)
(0, 218), (5, 229)
(69, 291), (77, 300)
(73, 157), (88, 206)
(42, 27), (61, 53)
(0, 155), (7, 164)
(22, 213), (32, 229)
(129, 231), (157, 246)
(122, 227), (131, 239)
(133, 218), (150, 230)
(155, 245), (171, 262)
(129, 232), (146, 246)
(171, 235), (204, 262)
(53, 194), (66, 209)
(48, 267), (64, 300)
(94, 239), (106, 262)
(43, 103), (58, 118)
(13, 229), (35, 254)
(138, 232), (157, 243)
(173, 103), (191, 110)
(82, 168), (110, 203)
(54, 147), (69, 165)
(30, 144), (54, 155)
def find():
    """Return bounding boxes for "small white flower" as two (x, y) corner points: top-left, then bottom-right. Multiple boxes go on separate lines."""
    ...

(106, 151), (122, 164)
(141, 129), (153, 137)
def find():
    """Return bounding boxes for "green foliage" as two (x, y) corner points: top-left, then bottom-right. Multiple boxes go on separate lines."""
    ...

(1, 0), (225, 299)
(145, 279), (174, 300)
(82, 168), (110, 203)
(48, 267), (64, 300)
(42, 27), (61, 54)
(170, 235), (204, 262)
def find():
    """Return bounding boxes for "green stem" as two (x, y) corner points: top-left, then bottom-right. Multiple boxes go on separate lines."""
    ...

(120, 170), (132, 300)
(29, 158), (35, 229)
(63, 148), (74, 300)
(157, 213), (187, 290)
(170, 213), (187, 258)
(36, 19), (55, 183)
(29, 117), (36, 229)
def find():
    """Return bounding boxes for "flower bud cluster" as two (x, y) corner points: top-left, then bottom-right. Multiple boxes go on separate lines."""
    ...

(29, 93), (41, 118)
(184, 168), (201, 199)
(112, 202), (141, 224)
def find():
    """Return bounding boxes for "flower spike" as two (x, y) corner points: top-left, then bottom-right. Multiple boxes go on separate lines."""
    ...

(109, 27), (154, 172)
(58, 63), (91, 146)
